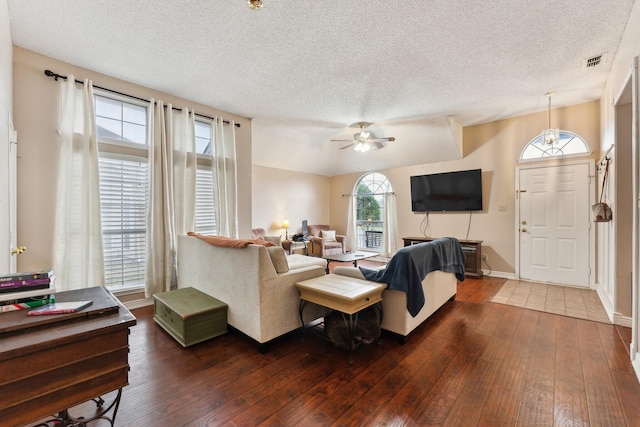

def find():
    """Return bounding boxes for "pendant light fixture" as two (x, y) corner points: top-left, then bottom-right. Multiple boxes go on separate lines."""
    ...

(540, 92), (559, 145)
(247, 0), (263, 10)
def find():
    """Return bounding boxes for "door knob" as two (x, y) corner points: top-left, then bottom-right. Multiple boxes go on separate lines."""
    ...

(11, 246), (26, 255)
(521, 228), (527, 233)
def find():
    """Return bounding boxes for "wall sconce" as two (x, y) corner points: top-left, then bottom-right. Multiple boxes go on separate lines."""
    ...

(281, 219), (290, 240)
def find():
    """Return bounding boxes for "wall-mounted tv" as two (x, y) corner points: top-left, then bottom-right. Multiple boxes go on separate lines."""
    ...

(410, 169), (483, 212)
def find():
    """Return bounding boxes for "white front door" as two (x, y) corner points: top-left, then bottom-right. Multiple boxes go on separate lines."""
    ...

(517, 161), (592, 287)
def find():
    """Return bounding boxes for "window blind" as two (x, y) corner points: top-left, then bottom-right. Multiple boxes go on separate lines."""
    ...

(99, 156), (149, 290)
(195, 167), (216, 235)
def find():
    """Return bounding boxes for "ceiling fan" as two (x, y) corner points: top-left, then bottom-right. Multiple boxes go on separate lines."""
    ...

(331, 122), (396, 152)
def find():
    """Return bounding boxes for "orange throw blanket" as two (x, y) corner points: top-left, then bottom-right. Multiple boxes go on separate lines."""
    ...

(187, 232), (275, 248)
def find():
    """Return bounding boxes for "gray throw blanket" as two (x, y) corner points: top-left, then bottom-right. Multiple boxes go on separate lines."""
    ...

(359, 237), (466, 317)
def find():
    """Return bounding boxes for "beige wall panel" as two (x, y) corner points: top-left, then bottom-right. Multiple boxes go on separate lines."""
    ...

(331, 101), (600, 275)
(252, 165), (330, 236)
(12, 47), (252, 271)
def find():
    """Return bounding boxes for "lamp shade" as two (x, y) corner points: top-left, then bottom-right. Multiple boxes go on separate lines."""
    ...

(281, 219), (290, 229)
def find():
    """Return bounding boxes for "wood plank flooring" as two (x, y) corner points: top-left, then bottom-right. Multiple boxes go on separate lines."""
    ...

(32, 276), (640, 426)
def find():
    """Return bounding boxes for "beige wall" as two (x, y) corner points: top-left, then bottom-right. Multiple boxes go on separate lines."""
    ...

(330, 101), (600, 275)
(0, 0), (11, 273)
(12, 47), (252, 272)
(252, 165), (331, 236)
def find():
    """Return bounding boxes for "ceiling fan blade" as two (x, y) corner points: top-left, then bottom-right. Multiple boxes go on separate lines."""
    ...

(340, 143), (354, 150)
(369, 136), (396, 143)
(331, 139), (354, 142)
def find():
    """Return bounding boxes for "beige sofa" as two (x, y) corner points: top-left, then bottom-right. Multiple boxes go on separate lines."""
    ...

(332, 238), (464, 340)
(332, 266), (457, 340)
(177, 234), (326, 351)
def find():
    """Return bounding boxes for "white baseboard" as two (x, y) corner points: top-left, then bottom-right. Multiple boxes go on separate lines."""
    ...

(123, 297), (153, 310)
(634, 354), (640, 383)
(481, 270), (516, 280)
(595, 283), (615, 323)
(614, 313), (633, 328)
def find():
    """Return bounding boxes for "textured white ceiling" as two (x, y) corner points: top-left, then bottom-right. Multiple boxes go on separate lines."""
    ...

(7, 0), (637, 176)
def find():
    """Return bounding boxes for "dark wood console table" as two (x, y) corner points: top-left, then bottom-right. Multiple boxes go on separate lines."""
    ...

(0, 286), (136, 426)
(402, 237), (483, 278)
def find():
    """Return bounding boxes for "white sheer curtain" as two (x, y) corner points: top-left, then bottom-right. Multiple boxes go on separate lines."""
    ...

(211, 117), (238, 238)
(53, 76), (104, 291)
(145, 100), (196, 297)
(346, 195), (357, 252)
(380, 192), (398, 258)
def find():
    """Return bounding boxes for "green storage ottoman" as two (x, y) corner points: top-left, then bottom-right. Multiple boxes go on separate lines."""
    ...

(153, 287), (228, 347)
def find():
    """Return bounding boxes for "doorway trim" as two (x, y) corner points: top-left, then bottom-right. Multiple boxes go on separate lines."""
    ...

(622, 56), (640, 378)
(514, 158), (596, 288)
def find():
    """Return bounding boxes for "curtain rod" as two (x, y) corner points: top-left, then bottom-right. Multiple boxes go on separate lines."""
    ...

(44, 69), (241, 128)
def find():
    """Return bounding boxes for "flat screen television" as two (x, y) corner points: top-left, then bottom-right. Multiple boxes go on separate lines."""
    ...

(410, 169), (483, 212)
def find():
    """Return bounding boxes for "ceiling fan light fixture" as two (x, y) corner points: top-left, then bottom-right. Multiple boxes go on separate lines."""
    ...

(247, 0), (263, 10)
(540, 92), (559, 145)
(357, 131), (370, 140)
(353, 131), (372, 152)
(353, 141), (371, 152)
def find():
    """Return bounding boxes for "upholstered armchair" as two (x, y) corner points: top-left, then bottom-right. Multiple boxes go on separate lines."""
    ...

(251, 228), (268, 240)
(307, 224), (346, 257)
(252, 228), (297, 254)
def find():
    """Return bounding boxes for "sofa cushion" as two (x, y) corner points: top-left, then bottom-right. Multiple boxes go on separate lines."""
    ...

(286, 254), (326, 270)
(321, 229), (337, 241)
(267, 246), (289, 273)
(263, 235), (282, 246)
(323, 241), (344, 252)
(308, 224), (330, 237)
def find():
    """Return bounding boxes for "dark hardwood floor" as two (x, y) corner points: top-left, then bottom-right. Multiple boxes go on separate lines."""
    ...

(37, 274), (640, 426)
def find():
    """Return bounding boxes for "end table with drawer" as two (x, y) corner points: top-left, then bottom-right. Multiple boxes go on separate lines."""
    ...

(295, 274), (386, 364)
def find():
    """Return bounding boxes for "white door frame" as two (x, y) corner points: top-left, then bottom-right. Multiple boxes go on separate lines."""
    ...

(514, 158), (596, 288)
(625, 56), (640, 376)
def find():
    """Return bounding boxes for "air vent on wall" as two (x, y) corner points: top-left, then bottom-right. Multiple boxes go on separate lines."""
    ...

(583, 53), (608, 71)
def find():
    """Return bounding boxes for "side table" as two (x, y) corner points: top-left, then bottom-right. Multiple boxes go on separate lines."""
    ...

(295, 274), (386, 364)
(283, 239), (309, 255)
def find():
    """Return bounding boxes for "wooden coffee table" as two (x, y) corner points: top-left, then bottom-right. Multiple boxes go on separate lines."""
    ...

(321, 251), (378, 273)
(295, 274), (386, 363)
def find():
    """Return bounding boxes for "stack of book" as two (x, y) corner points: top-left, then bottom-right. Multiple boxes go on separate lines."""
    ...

(0, 270), (56, 312)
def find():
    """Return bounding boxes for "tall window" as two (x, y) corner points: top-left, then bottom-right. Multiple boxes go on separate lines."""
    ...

(354, 172), (392, 251)
(95, 93), (148, 291)
(194, 119), (217, 235)
(95, 95), (218, 290)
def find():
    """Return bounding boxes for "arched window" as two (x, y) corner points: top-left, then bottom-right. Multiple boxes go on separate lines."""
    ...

(354, 172), (392, 251)
(520, 130), (590, 161)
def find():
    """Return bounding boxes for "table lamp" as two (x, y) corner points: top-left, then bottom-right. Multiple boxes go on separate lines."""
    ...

(281, 219), (290, 240)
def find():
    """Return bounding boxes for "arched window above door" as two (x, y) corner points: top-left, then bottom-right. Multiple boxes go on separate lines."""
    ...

(520, 130), (590, 161)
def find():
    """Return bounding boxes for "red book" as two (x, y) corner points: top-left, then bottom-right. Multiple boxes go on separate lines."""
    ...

(27, 300), (93, 316)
